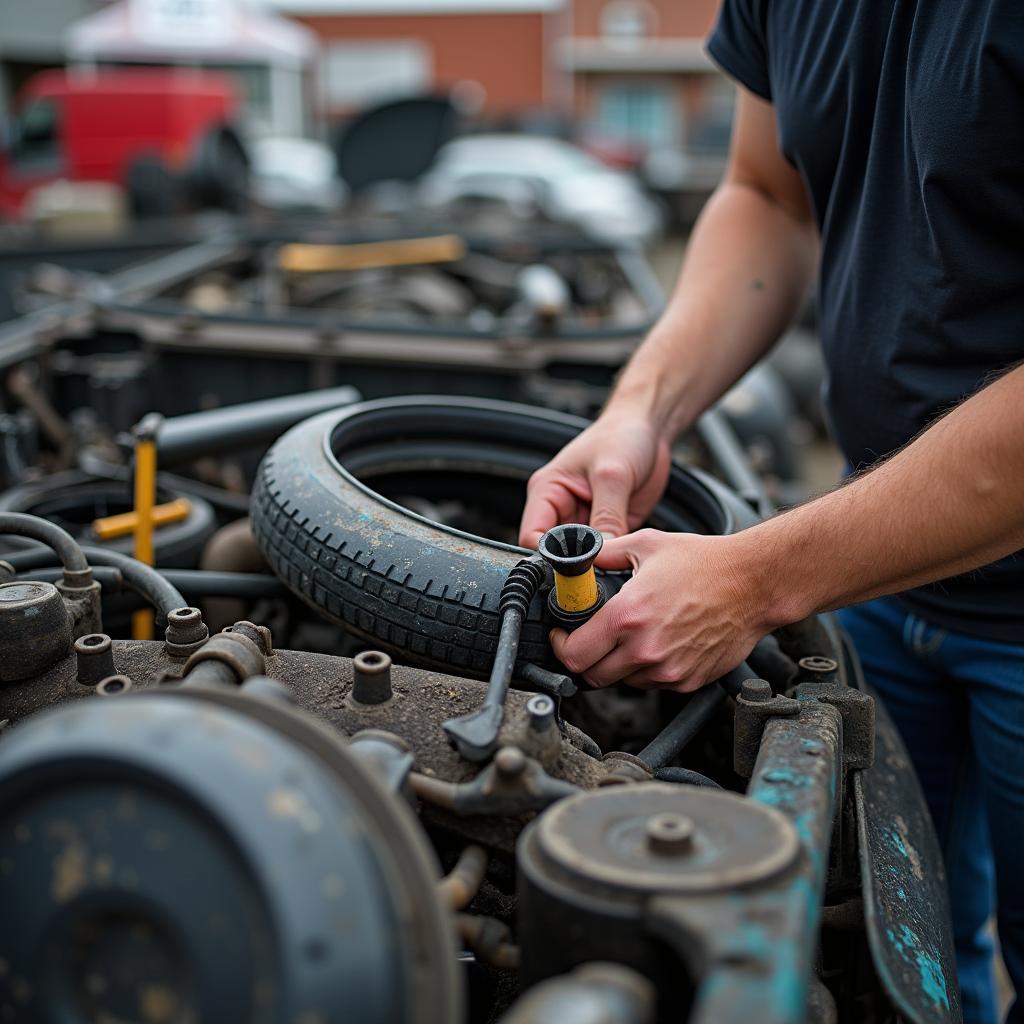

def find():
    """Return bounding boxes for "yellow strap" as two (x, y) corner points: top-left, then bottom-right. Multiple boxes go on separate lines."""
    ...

(93, 497), (191, 541)
(131, 436), (158, 641)
(278, 235), (466, 273)
(553, 570), (600, 613)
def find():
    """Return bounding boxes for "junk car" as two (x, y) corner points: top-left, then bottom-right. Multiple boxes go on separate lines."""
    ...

(0, 389), (960, 1024)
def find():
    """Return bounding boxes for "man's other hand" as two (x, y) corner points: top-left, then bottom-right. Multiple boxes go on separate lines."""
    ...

(549, 528), (770, 692)
(518, 412), (672, 548)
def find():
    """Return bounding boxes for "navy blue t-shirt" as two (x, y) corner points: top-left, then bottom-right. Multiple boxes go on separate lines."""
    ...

(708, 0), (1024, 642)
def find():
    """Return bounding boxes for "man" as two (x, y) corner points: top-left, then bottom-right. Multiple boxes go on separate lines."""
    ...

(518, 3), (1024, 1021)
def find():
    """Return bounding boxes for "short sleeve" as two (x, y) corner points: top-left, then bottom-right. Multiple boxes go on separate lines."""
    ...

(706, 0), (772, 101)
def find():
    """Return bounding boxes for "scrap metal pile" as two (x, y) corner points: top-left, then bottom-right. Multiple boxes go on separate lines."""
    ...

(0, 225), (958, 1024)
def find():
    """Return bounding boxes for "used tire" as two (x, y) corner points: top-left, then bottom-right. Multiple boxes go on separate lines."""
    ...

(251, 397), (758, 675)
(0, 471), (217, 568)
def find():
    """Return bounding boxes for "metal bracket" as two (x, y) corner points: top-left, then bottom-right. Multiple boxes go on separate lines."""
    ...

(733, 678), (801, 778)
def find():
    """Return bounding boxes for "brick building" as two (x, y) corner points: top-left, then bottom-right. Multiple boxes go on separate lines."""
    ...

(565, 0), (729, 155)
(268, 0), (730, 153)
(269, 0), (570, 117)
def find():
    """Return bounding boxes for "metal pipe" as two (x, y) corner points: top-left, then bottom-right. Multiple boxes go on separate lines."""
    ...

(637, 662), (754, 770)
(654, 767), (723, 789)
(0, 512), (90, 587)
(14, 566), (284, 602)
(144, 386), (360, 465)
(438, 845), (488, 911)
(80, 546), (185, 622)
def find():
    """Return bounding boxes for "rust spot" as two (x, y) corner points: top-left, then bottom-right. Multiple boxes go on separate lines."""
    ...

(139, 984), (177, 1023)
(267, 787), (322, 834)
(893, 815), (924, 881)
(52, 841), (88, 903)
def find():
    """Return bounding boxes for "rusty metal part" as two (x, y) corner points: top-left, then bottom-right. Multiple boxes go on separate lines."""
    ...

(499, 962), (656, 1024)
(222, 620), (273, 656)
(456, 913), (521, 970)
(599, 750), (655, 786)
(0, 638), (607, 856)
(519, 663), (577, 698)
(0, 681), (463, 1024)
(163, 605), (210, 658)
(518, 782), (802, 1018)
(639, 702), (843, 1024)
(353, 650), (394, 706)
(96, 674), (133, 696)
(410, 747), (579, 817)
(438, 844), (488, 911)
(0, 580), (73, 682)
(853, 668), (960, 1023)
(500, 694), (564, 772)
(182, 629), (264, 688)
(793, 667), (875, 772)
(348, 729), (414, 796)
(74, 632), (116, 686)
(733, 679), (802, 778)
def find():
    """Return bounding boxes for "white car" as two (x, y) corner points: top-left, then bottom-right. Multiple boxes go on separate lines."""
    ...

(250, 137), (346, 213)
(418, 134), (663, 247)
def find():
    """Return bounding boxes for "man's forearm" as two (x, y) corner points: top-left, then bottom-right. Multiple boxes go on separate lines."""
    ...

(741, 363), (1024, 627)
(609, 179), (818, 439)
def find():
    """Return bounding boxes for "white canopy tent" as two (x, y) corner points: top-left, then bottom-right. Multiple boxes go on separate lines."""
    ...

(65, 0), (318, 135)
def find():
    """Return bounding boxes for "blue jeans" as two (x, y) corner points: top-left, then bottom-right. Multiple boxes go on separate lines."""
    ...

(839, 597), (1024, 1024)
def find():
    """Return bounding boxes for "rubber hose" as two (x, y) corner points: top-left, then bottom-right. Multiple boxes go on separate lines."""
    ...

(654, 767), (723, 789)
(16, 567), (284, 602)
(0, 512), (89, 574)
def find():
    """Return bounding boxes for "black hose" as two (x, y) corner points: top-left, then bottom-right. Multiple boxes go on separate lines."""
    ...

(0, 512), (89, 576)
(78, 546), (184, 619)
(636, 661), (755, 770)
(16, 566), (284, 601)
(654, 767), (723, 789)
(637, 684), (726, 770)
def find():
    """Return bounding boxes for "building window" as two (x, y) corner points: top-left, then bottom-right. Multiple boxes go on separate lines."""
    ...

(601, 1), (657, 46)
(323, 41), (432, 110)
(596, 82), (679, 149)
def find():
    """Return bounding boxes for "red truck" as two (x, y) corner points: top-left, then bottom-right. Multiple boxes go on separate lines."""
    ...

(0, 68), (248, 221)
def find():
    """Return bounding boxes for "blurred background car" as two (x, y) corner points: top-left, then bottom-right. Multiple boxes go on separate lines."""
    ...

(250, 135), (345, 212)
(418, 133), (665, 246)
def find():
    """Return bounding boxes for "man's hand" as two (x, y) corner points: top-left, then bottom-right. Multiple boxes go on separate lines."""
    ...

(549, 529), (770, 692)
(518, 412), (672, 547)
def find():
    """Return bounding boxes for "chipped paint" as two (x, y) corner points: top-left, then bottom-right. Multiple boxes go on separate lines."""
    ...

(52, 840), (88, 903)
(887, 924), (950, 1011)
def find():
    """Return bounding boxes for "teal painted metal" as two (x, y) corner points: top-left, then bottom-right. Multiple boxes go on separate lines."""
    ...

(653, 700), (842, 1024)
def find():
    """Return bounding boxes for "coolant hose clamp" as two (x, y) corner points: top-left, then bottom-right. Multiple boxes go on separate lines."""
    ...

(538, 524), (605, 630)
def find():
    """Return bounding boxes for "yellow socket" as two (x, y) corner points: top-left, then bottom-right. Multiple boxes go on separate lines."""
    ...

(553, 569), (599, 613)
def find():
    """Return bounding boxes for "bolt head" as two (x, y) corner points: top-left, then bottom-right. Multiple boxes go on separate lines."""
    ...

(740, 678), (772, 703)
(645, 812), (696, 856)
(494, 746), (526, 779)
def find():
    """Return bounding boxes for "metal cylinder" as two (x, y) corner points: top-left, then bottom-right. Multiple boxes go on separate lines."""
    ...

(75, 633), (116, 687)
(0, 580), (73, 682)
(352, 650), (393, 705)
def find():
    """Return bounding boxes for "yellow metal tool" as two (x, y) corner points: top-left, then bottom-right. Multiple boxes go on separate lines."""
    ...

(93, 497), (191, 542)
(130, 414), (162, 640)
(278, 235), (466, 274)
